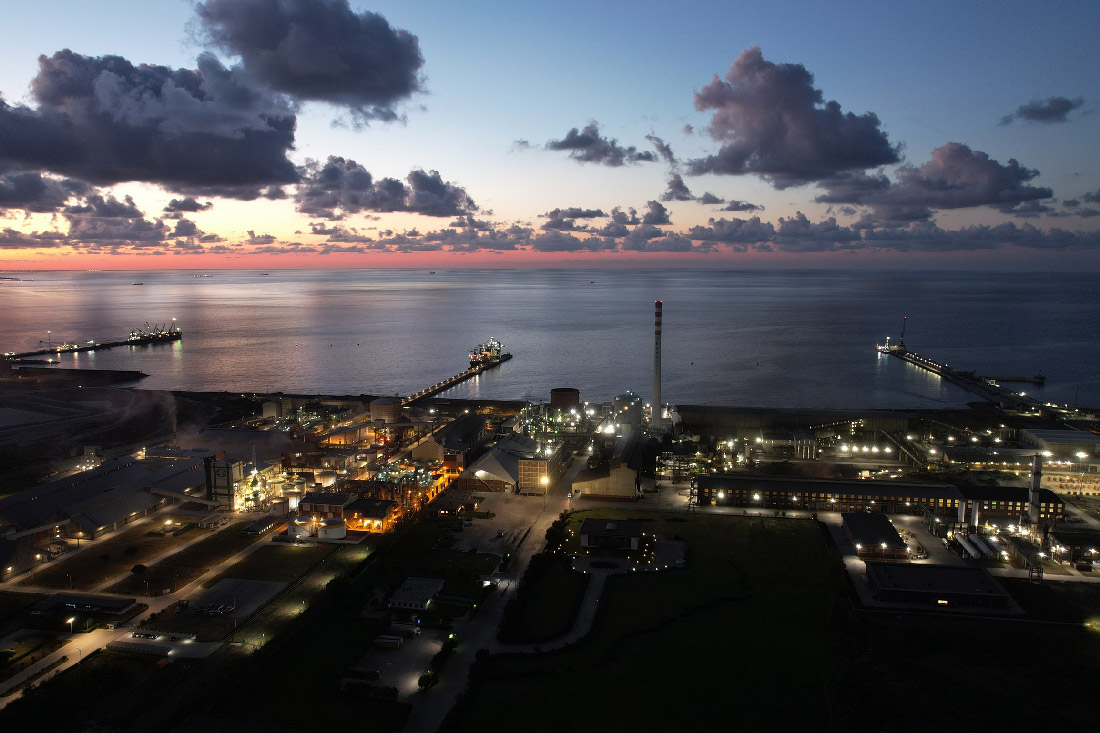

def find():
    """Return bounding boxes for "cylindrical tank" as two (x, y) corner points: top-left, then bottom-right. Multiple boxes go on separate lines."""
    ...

(370, 398), (400, 423)
(289, 517), (313, 538)
(283, 489), (301, 512)
(550, 387), (580, 412)
(319, 518), (347, 539)
(317, 470), (337, 488)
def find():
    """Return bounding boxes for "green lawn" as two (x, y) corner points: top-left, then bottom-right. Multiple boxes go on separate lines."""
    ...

(498, 553), (588, 643)
(454, 511), (845, 732)
(202, 543), (335, 587)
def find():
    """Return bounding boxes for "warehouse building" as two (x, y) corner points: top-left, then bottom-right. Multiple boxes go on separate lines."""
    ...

(842, 512), (909, 561)
(864, 562), (1012, 609)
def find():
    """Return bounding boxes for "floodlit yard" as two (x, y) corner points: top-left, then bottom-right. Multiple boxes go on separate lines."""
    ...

(109, 522), (259, 595)
(21, 517), (199, 591)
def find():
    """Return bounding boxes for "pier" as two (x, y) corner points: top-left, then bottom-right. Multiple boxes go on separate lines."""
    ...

(877, 343), (1041, 412)
(5, 323), (182, 362)
(403, 354), (512, 406)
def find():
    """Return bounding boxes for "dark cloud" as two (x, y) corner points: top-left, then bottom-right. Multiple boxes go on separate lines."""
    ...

(546, 121), (658, 166)
(0, 172), (89, 212)
(688, 216), (776, 245)
(698, 192), (724, 205)
(164, 197), (213, 214)
(1008, 200), (1056, 218)
(816, 143), (1053, 221)
(999, 96), (1084, 125)
(197, 0), (423, 121)
(687, 47), (899, 187)
(405, 169), (478, 217)
(660, 174), (693, 202)
(0, 50), (298, 194)
(719, 199), (763, 212)
(1082, 188), (1100, 204)
(172, 218), (200, 237)
(641, 200), (671, 225)
(294, 157), (478, 219)
(63, 194), (143, 218)
(247, 230), (277, 245)
(645, 134), (677, 166)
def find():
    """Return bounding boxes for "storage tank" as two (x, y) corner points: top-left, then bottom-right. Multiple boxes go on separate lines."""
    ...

(317, 470), (338, 488)
(319, 518), (347, 539)
(550, 387), (580, 412)
(370, 398), (401, 424)
(283, 488), (302, 512)
(289, 517), (314, 539)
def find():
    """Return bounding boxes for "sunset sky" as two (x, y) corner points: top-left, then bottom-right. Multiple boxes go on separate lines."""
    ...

(1, 0), (1098, 270)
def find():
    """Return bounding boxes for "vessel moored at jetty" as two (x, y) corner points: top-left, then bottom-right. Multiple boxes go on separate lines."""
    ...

(4, 321), (182, 361)
(469, 337), (511, 367)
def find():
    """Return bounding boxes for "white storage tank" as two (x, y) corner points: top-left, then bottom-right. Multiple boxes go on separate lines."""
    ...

(283, 489), (302, 512)
(318, 470), (338, 488)
(319, 518), (347, 540)
(289, 517), (314, 539)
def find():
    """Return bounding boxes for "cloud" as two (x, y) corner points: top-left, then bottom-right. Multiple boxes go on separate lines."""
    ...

(540, 207), (607, 231)
(0, 172), (89, 212)
(816, 143), (1053, 221)
(719, 199), (763, 212)
(660, 174), (694, 202)
(294, 157), (478, 218)
(687, 47), (900, 187)
(1082, 188), (1100, 204)
(163, 197), (213, 214)
(546, 121), (658, 166)
(641, 200), (671, 225)
(196, 0), (423, 121)
(0, 50), (298, 194)
(697, 192), (724, 205)
(999, 96), (1084, 125)
(645, 134), (677, 166)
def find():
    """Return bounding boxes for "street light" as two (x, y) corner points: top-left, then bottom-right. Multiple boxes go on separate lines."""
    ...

(67, 616), (75, 634)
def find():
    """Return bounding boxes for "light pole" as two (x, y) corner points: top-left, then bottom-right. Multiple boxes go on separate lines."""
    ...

(67, 616), (75, 634)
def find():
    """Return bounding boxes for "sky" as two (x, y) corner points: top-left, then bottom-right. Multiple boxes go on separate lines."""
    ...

(1, 0), (1098, 270)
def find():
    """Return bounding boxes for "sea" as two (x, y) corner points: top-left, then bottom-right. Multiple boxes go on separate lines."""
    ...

(1, 269), (1098, 410)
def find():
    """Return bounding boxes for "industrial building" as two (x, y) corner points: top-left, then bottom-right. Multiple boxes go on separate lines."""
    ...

(298, 492), (354, 519)
(864, 562), (1012, 609)
(579, 518), (643, 551)
(345, 498), (399, 532)
(390, 577), (445, 612)
(457, 434), (567, 494)
(842, 512), (909, 561)
(573, 433), (650, 499)
(693, 475), (965, 515)
(410, 412), (489, 471)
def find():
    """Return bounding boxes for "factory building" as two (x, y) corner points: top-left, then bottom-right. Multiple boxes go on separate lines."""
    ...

(410, 413), (489, 472)
(864, 563), (1012, 609)
(842, 512), (909, 561)
(550, 387), (581, 413)
(345, 498), (400, 533)
(573, 433), (650, 500)
(457, 434), (567, 494)
(298, 492), (354, 520)
(580, 518), (643, 551)
(692, 475), (965, 515)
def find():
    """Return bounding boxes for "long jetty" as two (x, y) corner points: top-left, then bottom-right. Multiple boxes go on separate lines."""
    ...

(6, 327), (182, 361)
(403, 354), (513, 406)
(878, 345), (1042, 411)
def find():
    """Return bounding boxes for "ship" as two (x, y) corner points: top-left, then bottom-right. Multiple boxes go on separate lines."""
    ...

(469, 337), (510, 367)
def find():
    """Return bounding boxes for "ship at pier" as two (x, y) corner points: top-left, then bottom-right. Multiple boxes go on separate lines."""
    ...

(469, 337), (510, 367)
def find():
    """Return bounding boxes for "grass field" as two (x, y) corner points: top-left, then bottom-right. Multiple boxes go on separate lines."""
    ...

(498, 553), (588, 643)
(0, 591), (47, 638)
(20, 516), (199, 591)
(108, 522), (259, 596)
(202, 543), (336, 587)
(454, 511), (846, 731)
(1000, 577), (1100, 622)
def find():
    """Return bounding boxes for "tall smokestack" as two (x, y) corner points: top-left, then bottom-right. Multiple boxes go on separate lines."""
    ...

(653, 300), (663, 426)
(1029, 454), (1043, 524)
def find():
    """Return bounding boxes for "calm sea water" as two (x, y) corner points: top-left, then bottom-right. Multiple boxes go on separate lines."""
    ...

(1, 269), (1097, 409)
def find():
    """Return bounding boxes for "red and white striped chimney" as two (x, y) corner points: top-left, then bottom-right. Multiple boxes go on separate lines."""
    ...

(653, 300), (662, 425)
